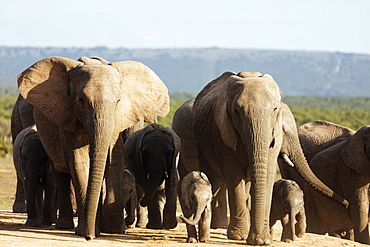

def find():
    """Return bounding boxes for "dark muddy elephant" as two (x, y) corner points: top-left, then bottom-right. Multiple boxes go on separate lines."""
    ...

(172, 98), (228, 229)
(124, 123), (180, 230)
(17, 56), (169, 240)
(122, 168), (137, 228)
(13, 124), (56, 227)
(281, 121), (369, 244)
(188, 71), (348, 245)
(178, 171), (213, 243)
(269, 179), (306, 243)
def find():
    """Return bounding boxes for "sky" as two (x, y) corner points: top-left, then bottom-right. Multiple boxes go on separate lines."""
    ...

(1, 0), (370, 54)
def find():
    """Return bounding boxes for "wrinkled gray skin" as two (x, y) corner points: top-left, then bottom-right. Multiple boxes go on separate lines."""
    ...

(13, 125), (57, 227)
(280, 121), (369, 244)
(122, 169), (137, 228)
(269, 179), (306, 243)
(124, 123), (180, 229)
(172, 98), (228, 229)
(190, 71), (348, 245)
(17, 56), (169, 240)
(11, 95), (35, 213)
(178, 171), (212, 243)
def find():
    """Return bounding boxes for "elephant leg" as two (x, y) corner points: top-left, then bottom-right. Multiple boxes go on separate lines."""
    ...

(349, 191), (370, 244)
(54, 170), (74, 229)
(13, 178), (27, 213)
(125, 191), (137, 228)
(163, 171), (178, 229)
(101, 163), (125, 234)
(295, 208), (306, 238)
(136, 204), (147, 228)
(211, 184), (228, 229)
(280, 214), (294, 243)
(182, 206), (198, 243)
(146, 190), (163, 229)
(199, 207), (211, 242)
(41, 176), (57, 226)
(25, 186), (42, 227)
(226, 179), (248, 240)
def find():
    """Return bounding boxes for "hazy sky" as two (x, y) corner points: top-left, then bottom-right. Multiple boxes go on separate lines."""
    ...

(1, 0), (370, 54)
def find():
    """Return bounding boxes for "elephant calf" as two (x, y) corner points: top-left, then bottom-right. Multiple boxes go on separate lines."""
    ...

(13, 124), (57, 227)
(270, 179), (306, 243)
(178, 171), (212, 243)
(122, 168), (137, 228)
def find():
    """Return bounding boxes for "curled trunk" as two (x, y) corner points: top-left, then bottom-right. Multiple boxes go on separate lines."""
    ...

(180, 203), (206, 225)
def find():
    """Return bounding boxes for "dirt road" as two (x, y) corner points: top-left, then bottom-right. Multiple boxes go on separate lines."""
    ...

(0, 211), (367, 247)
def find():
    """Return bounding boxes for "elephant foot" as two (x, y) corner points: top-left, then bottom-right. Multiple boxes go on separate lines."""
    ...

(12, 201), (27, 213)
(146, 222), (162, 229)
(187, 237), (198, 243)
(125, 216), (135, 227)
(56, 217), (75, 229)
(281, 238), (293, 243)
(136, 221), (146, 228)
(41, 218), (54, 227)
(227, 227), (248, 240)
(199, 234), (210, 242)
(100, 225), (125, 234)
(246, 231), (272, 245)
(162, 219), (178, 229)
(25, 218), (41, 227)
(211, 221), (228, 229)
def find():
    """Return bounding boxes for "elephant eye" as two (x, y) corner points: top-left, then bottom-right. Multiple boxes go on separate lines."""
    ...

(77, 96), (84, 105)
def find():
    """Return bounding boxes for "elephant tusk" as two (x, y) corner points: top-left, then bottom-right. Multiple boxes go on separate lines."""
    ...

(147, 173), (150, 180)
(282, 153), (295, 167)
(165, 171), (168, 178)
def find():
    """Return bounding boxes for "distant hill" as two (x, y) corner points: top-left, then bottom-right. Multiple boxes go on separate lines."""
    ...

(1, 46), (370, 96)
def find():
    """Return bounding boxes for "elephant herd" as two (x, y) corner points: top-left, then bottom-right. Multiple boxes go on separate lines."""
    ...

(9, 56), (370, 245)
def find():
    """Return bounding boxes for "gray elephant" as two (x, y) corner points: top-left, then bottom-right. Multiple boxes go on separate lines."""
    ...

(186, 71), (348, 245)
(17, 56), (169, 240)
(11, 94), (35, 213)
(122, 168), (137, 228)
(269, 179), (306, 243)
(172, 98), (228, 229)
(178, 171), (212, 243)
(281, 121), (369, 244)
(124, 123), (180, 229)
(13, 124), (57, 227)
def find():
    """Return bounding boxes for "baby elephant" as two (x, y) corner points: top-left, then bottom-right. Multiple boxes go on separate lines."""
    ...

(122, 168), (137, 229)
(270, 179), (306, 243)
(178, 171), (212, 243)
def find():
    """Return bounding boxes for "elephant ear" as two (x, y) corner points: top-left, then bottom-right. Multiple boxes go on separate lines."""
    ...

(341, 126), (370, 177)
(17, 57), (82, 132)
(111, 61), (170, 131)
(194, 71), (238, 150)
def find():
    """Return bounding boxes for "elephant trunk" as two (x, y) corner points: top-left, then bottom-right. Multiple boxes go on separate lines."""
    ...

(247, 114), (271, 240)
(282, 152), (349, 208)
(140, 165), (165, 207)
(85, 109), (115, 241)
(180, 202), (205, 225)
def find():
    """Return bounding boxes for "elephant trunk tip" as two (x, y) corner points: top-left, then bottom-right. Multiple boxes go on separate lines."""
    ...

(179, 215), (198, 225)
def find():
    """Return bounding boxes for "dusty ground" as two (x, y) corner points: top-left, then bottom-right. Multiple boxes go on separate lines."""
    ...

(0, 211), (367, 247)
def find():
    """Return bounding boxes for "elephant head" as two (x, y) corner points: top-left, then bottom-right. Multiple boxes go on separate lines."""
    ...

(341, 126), (370, 177)
(137, 124), (180, 207)
(179, 171), (212, 226)
(17, 56), (170, 240)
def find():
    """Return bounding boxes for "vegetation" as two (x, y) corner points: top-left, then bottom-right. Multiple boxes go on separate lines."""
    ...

(1, 91), (370, 157)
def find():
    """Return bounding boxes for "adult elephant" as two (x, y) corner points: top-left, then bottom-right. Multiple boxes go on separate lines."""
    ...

(11, 95), (35, 213)
(124, 123), (180, 229)
(17, 56), (170, 240)
(282, 121), (369, 244)
(172, 98), (228, 229)
(191, 71), (348, 245)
